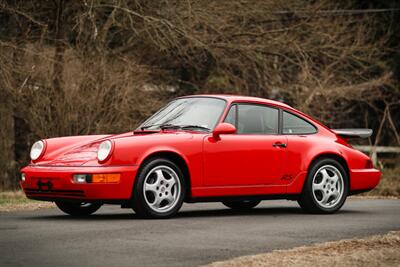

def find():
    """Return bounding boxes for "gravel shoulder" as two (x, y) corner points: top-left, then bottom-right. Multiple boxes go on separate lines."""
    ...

(204, 231), (400, 267)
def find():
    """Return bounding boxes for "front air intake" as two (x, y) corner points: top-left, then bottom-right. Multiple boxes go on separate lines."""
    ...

(24, 188), (86, 198)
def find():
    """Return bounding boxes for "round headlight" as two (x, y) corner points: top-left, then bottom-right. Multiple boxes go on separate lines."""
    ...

(97, 140), (113, 162)
(30, 140), (45, 161)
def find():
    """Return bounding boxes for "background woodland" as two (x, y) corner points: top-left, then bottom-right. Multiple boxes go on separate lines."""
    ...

(0, 0), (399, 190)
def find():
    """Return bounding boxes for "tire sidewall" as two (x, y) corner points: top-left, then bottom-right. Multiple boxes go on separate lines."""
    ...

(133, 158), (186, 218)
(305, 158), (349, 213)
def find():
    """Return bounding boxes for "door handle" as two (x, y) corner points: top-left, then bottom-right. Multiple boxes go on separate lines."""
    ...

(272, 142), (287, 148)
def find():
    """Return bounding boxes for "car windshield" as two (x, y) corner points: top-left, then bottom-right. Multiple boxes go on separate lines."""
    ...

(138, 97), (226, 131)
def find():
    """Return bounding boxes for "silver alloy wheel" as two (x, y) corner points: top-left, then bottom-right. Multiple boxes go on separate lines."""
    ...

(143, 165), (181, 213)
(312, 165), (344, 209)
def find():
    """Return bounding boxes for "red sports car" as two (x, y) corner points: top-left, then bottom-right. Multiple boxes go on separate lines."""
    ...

(20, 95), (380, 218)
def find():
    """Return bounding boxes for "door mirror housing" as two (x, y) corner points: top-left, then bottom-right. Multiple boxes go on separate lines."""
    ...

(212, 123), (236, 139)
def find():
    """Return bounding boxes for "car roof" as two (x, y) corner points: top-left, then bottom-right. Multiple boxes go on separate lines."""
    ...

(181, 94), (292, 109)
(177, 94), (333, 134)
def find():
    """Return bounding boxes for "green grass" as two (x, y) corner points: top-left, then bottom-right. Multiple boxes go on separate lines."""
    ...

(0, 198), (33, 205)
(0, 191), (32, 205)
(0, 191), (54, 212)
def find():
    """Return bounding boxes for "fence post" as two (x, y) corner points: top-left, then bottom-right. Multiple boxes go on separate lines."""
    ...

(371, 146), (378, 167)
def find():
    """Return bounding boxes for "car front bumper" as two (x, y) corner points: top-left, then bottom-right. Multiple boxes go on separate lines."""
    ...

(20, 165), (138, 202)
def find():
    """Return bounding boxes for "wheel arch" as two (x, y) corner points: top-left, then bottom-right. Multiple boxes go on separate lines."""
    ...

(135, 150), (192, 200)
(306, 153), (350, 189)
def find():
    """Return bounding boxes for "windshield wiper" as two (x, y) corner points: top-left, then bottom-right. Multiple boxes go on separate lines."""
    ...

(180, 125), (210, 131)
(160, 124), (181, 130)
(160, 124), (210, 132)
(140, 124), (210, 132)
(140, 123), (175, 130)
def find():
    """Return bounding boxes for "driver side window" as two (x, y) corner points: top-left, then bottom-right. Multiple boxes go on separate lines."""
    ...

(224, 104), (279, 134)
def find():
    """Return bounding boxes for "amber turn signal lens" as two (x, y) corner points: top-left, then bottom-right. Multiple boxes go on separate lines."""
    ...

(92, 173), (120, 183)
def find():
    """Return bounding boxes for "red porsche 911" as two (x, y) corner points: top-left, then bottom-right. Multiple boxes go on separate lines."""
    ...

(20, 95), (380, 218)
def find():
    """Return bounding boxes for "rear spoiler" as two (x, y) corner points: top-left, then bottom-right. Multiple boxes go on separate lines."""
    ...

(332, 129), (373, 139)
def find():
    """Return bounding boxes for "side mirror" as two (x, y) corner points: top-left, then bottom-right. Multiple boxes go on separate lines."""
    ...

(212, 123), (236, 139)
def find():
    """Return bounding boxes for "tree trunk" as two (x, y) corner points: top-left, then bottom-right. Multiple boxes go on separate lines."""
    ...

(0, 92), (16, 190)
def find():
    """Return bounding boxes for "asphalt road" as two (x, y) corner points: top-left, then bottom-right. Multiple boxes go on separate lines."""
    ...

(0, 199), (399, 267)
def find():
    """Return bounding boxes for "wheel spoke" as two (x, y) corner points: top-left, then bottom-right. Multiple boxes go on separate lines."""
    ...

(151, 194), (163, 209)
(165, 193), (175, 204)
(167, 178), (176, 189)
(144, 182), (158, 194)
(320, 190), (330, 205)
(330, 174), (339, 183)
(320, 169), (330, 183)
(313, 182), (324, 191)
(331, 189), (340, 199)
(155, 170), (165, 182)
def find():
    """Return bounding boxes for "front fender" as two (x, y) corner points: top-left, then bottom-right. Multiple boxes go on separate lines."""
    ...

(108, 133), (205, 187)
(136, 146), (190, 167)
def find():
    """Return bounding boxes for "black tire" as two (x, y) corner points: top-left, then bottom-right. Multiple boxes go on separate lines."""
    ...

(132, 158), (186, 219)
(298, 158), (349, 214)
(222, 200), (261, 210)
(55, 201), (102, 216)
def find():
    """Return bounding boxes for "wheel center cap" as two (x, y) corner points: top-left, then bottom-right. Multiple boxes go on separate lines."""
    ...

(160, 187), (166, 193)
(327, 184), (331, 189)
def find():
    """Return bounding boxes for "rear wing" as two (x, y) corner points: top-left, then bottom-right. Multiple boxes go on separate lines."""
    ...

(332, 129), (373, 139)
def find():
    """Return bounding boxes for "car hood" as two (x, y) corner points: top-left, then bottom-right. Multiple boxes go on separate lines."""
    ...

(34, 131), (195, 166)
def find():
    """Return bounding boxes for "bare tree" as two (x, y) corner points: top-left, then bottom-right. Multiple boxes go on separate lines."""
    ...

(0, 0), (399, 189)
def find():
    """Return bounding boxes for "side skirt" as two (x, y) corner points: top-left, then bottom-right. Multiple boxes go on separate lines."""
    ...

(186, 194), (300, 203)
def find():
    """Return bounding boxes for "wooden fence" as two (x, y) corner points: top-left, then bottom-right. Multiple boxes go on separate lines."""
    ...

(353, 145), (400, 166)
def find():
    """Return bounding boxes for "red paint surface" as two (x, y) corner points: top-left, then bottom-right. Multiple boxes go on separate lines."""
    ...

(20, 95), (380, 202)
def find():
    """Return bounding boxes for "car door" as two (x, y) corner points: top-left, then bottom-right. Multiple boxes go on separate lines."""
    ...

(203, 103), (287, 186)
(281, 110), (319, 190)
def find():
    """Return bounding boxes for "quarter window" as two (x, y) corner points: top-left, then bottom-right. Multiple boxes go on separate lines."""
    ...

(283, 111), (316, 134)
(236, 104), (279, 134)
